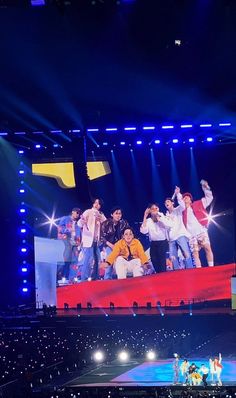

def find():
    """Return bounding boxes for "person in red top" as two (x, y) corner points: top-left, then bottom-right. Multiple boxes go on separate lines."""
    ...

(181, 180), (214, 268)
(214, 353), (223, 386)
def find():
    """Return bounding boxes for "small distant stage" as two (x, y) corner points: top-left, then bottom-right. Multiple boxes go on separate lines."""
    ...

(66, 358), (236, 388)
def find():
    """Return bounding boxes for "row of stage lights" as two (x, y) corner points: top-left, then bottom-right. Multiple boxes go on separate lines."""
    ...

(18, 151), (30, 295)
(62, 301), (193, 316)
(0, 122), (232, 136)
(93, 349), (156, 363)
(17, 137), (217, 152)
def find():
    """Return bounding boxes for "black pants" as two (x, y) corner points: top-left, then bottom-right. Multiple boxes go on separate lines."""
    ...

(150, 240), (168, 273)
(202, 373), (208, 387)
(91, 241), (100, 280)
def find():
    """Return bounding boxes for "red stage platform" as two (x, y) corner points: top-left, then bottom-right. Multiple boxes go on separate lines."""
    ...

(57, 263), (235, 309)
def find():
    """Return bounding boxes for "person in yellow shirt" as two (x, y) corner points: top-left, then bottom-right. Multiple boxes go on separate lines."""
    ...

(100, 228), (149, 279)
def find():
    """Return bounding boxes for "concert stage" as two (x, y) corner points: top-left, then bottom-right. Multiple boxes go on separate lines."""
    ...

(66, 358), (236, 387)
(57, 263), (236, 310)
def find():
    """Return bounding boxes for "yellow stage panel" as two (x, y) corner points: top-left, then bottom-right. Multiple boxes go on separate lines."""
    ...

(32, 161), (111, 187)
(32, 162), (75, 188)
(87, 161), (111, 180)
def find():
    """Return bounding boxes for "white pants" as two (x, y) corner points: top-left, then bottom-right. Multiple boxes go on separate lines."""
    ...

(114, 256), (144, 279)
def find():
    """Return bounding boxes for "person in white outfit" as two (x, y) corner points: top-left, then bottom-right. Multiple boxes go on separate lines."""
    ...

(140, 203), (169, 273)
(78, 198), (106, 281)
(165, 187), (193, 270)
(182, 180), (214, 267)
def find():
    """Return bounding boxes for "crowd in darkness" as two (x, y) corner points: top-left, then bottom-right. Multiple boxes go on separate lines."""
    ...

(0, 326), (205, 387)
(0, 324), (235, 398)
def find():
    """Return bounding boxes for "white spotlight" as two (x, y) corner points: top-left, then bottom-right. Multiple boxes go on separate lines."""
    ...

(118, 351), (129, 362)
(146, 350), (156, 360)
(94, 350), (104, 362)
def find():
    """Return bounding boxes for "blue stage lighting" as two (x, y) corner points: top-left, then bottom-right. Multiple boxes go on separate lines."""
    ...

(22, 287), (28, 292)
(200, 124), (212, 128)
(71, 129), (81, 133)
(19, 170), (25, 175)
(136, 140), (142, 145)
(103, 142), (108, 146)
(143, 126), (155, 130)
(53, 144), (59, 148)
(50, 130), (62, 133)
(31, 0), (46, 5)
(189, 138), (195, 143)
(124, 127), (136, 131)
(120, 141), (126, 145)
(21, 248), (27, 253)
(106, 128), (118, 132)
(0, 132), (8, 136)
(20, 228), (26, 233)
(21, 267), (28, 272)
(20, 209), (26, 213)
(181, 124), (193, 128)
(219, 122), (231, 127)
(87, 128), (99, 132)
(35, 144), (41, 149)
(18, 150), (24, 154)
(133, 313), (137, 317)
(19, 189), (25, 193)
(206, 137), (213, 142)
(162, 125), (174, 129)
(172, 139), (178, 143)
(154, 139), (161, 144)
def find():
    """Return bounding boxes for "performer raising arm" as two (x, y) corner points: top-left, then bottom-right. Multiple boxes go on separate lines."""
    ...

(182, 180), (214, 267)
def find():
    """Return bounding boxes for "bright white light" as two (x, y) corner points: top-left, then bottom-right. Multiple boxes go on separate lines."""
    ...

(173, 353), (179, 358)
(94, 351), (104, 362)
(175, 39), (181, 46)
(219, 123), (231, 127)
(39, 209), (60, 234)
(118, 351), (129, 362)
(146, 351), (156, 360)
(162, 125), (174, 129)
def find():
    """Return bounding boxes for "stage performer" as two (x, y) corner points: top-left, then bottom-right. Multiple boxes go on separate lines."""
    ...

(173, 354), (180, 384)
(165, 187), (193, 270)
(100, 206), (129, 279)
(188, 363), (199, 386)
(214, 353), (223, 386)
(57, 207), (82, 282)
(209, 358), (215, 384)
(199, 363), (209, 387)
(140, 203), (170, 273)
(78, 198), (106, 281)
(180, 359), (190, 385)
(100, 227), (149, 279)
(182, 180), (214, 267)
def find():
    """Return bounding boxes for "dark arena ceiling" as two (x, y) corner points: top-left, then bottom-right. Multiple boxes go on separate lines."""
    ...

(0, 0), (236, 141)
